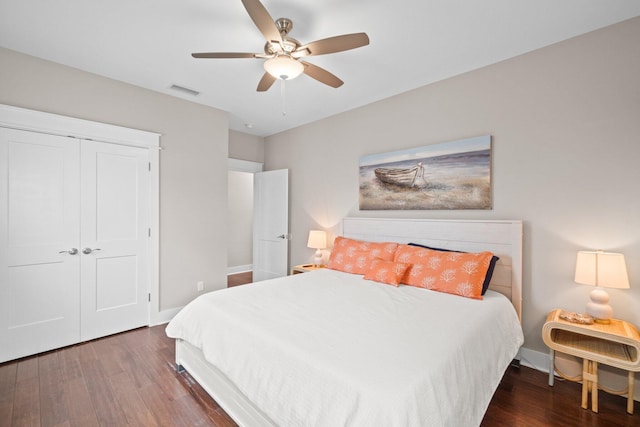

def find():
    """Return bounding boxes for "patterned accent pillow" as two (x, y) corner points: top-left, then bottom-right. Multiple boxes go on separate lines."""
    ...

(328, 236), (399, 275)
(408, 243), (499, 295)
(394, 244), (495, 299)
(363, 259), (411, 286)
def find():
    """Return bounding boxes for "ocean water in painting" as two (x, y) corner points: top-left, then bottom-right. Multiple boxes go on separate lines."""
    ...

(359, 148), (491, 210)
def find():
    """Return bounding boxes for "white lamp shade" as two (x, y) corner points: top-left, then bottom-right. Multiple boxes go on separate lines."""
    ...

(574, 251), (630, 289)
(264, 56), (304, 80)
(307, 230), (327, 249)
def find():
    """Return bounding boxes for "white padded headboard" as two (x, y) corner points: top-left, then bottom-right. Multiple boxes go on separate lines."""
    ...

(341, 217), (523, 322)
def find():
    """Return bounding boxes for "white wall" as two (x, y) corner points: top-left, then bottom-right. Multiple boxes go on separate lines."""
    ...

(264, 16), (640, 361)
(0, 47), (230, 316)
(227, 170), (254, 272)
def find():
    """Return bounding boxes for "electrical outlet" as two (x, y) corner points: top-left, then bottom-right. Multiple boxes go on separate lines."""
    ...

(197, 281), (204, 291)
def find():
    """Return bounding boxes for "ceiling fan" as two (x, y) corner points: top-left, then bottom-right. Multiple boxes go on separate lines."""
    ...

(192, 0), (370, 92)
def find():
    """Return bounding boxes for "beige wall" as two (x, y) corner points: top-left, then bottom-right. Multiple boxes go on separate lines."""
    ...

(229, 130), (265, 163)
(264, 17), (640, 355)
(0, 47), (230, 313)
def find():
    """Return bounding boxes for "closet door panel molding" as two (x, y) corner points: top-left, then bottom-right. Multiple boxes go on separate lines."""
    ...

(80, 141), (150, 341)
(0, 104), (160, 362)
(0, 128), (81, 362)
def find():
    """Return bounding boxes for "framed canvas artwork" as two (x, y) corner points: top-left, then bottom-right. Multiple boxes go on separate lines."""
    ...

(359, 135), (492, 210)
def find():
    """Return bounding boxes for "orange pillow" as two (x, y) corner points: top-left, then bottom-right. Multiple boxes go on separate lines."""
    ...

(328, 237), (399, 274)
(394, 244), (494, 299)
(364, 259), (410, 286)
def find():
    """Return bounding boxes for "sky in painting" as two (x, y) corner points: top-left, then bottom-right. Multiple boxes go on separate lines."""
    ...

(359, 135), (490, 167)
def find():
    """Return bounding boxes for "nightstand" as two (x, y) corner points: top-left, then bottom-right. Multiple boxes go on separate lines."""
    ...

(542, 308), (640, 414)
(291, 264), (325, 275)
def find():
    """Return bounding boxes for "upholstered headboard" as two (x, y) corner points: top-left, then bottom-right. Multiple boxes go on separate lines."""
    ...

(341, 217), (523, 322)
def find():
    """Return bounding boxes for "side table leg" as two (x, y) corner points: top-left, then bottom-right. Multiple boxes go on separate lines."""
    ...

(581, 359), (589, 409)
(628, 371), (635, 415)
(548, 349), (555, 386)
(592, 361), (598, 413)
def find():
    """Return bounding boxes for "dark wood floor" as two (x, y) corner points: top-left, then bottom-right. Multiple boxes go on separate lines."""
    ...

(0, 271), (635, 426)
(226, 271), (252, 288)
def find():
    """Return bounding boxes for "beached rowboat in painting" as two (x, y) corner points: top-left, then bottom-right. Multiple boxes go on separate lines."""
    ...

(374, 162), (426, 187)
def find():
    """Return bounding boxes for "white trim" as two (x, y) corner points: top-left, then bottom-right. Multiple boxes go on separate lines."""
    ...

(228, 158), (263, 173)
(148, 147), (161, 326)
(0, 104), (161, 148)
(518, 347), (550, 373)
(1, 103), (161, 330)
(151, 307), (184, 326)
(228, 264), (252, 275)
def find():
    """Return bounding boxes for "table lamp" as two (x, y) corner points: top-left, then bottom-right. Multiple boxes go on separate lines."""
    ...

(307, 230), (327, 267)
(574, 250), (629, 324)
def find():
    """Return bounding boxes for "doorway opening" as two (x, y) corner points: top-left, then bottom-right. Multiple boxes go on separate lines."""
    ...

(227, 159), (263, 286)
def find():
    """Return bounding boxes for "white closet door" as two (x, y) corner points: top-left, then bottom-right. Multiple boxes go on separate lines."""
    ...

(80, 141), (149, 341)
(0, 128), (81, 362)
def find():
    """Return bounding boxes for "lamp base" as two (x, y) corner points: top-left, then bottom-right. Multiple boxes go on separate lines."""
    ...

(586, 287), (613, 324)
(314, 249), (323, 268)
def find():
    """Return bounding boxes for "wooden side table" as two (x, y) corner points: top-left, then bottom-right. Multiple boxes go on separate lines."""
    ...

(542, 308), (640, 414)
(290, 264), (325, 275)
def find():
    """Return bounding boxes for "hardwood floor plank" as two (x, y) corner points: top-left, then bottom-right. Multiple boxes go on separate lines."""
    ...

(62, 377), (99, 427)
(129, 343), (188, 402)
(109, 371), (159, 426)
(0, 362), (17, 426)
(138, 383), (189, 427)
(78, 351), (128, 426)
(91, 336), (125, 378)
(175, 371), (237, 427)
(15, 358), (37, 383)
(227, 271), (252, 288)
(58, 345), (82, 382)
(38, 352), (69, 427)
(11, 376), (39, 427)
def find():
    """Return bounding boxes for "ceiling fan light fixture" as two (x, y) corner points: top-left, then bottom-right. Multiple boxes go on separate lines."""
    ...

(264, 55), (304, 80)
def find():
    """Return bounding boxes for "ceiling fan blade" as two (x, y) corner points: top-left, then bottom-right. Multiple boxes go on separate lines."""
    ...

(257, 72), (277, 92)
(241, 0), (282, 44)
(294, 33), (369, 57)
(301, 61), (343, 88)
(192, 52), (259, 59)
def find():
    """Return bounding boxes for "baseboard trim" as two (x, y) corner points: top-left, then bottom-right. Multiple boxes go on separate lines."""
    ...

(228, 265), (252, 275)
(151, 307), (183, 326)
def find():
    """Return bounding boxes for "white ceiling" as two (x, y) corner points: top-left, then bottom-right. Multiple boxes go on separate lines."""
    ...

(1, 1), (639, 137)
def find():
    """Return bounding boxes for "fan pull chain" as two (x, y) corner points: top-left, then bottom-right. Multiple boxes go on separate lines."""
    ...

(281, 79), (287, 116)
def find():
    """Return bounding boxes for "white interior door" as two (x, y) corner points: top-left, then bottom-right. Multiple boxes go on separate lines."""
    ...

(252, 169), (289, 282)
(0, 128), (81, 362)
(80, 141), (149, 341)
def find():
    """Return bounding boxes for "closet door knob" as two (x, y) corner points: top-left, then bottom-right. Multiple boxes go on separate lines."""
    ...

(82, 248), (102, 254)
(59, 248), (79, 255)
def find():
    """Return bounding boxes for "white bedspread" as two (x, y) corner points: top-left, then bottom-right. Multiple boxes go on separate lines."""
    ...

(166, 268), (524, 427)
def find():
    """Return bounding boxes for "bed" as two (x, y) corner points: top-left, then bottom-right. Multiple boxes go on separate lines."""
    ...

(166, 218), (524, 426)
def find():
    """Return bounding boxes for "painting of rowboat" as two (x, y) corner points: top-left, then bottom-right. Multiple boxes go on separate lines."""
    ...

(359, 135), (491, 210)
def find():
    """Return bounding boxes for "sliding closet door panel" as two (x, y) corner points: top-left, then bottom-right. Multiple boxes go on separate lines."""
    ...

(0, 128), (80, 363)
(80, 141), (149, 341)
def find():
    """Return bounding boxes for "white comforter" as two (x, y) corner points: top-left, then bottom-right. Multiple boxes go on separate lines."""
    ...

(166, 268), (523, 427)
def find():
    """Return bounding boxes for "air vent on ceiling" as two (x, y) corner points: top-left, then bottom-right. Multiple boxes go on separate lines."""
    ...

(169, 84), (200, 97)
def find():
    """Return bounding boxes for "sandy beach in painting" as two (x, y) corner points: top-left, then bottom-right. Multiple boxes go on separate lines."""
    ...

(359, 149), (491, 210)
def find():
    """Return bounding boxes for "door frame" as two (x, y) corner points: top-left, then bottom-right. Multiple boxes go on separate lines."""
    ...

(0, 104), (161, 325)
